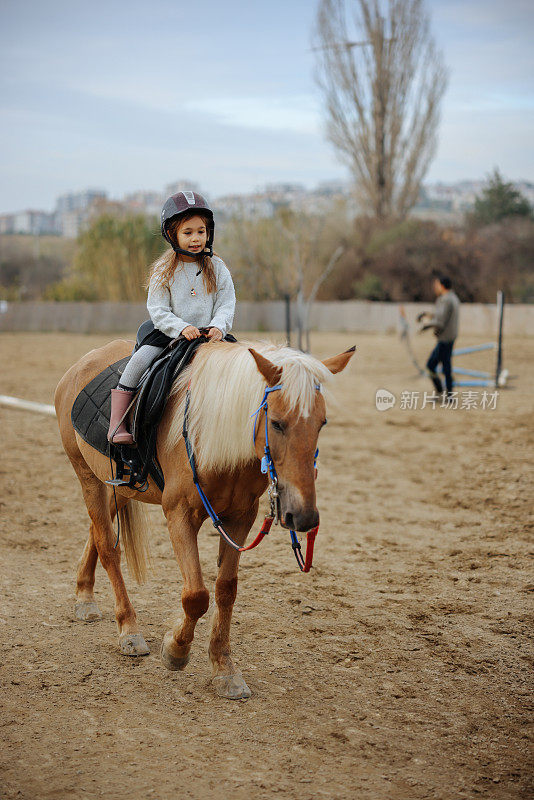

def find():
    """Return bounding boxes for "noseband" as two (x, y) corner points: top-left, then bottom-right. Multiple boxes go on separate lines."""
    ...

(182, 382), (320, 572)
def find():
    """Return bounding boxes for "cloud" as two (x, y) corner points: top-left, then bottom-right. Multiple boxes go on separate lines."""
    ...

(183, 95), (322, 135)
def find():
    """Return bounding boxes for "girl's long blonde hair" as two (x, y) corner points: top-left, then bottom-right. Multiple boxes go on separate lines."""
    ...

(148, 213), (217, 293)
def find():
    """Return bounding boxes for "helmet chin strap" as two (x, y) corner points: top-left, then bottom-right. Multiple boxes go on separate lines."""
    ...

(170, 243), (213, 263)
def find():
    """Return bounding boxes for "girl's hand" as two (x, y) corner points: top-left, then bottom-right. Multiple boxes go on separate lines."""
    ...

(208, 327), (223, 341)
(182, 325), (201, 340)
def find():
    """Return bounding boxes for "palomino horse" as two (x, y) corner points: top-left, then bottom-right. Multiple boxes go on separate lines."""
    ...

(55, 338), (354, 699)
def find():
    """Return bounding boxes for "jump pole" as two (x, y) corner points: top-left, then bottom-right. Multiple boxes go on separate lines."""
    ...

(453, 343), (495, 357)
(452, 379), (496, 388)
(0, 395), (56, 416)
(448, 290), (506, 388)
(450, 366), (492, 379)
(495, 290), (505, 387)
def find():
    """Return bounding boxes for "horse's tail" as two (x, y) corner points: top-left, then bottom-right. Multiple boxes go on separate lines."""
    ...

(118, 500), (151, 584)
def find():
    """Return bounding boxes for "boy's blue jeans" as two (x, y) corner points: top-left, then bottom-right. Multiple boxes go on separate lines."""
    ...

(426, 340), (455, 394)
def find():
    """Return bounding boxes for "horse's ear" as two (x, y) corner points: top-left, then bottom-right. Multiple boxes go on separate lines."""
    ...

(322, 346), (356, 374)
(248, 349), (283, 387)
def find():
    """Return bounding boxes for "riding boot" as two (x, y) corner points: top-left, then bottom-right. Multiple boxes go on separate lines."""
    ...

(107, 388), (135, 445)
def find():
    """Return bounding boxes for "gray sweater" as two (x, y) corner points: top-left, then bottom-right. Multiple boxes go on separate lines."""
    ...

(428, 291), (460, 342)
(147, 255), (236, 337)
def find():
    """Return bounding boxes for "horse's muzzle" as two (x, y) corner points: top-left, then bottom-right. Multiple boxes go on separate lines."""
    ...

(277, 482), (319, 532)
(280, 504), (319, 533)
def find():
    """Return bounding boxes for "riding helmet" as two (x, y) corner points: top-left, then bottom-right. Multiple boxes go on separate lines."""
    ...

(161, 191), (214, 258)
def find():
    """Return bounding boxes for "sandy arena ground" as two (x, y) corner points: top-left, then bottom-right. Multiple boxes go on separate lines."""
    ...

(0, 330), (533, 800)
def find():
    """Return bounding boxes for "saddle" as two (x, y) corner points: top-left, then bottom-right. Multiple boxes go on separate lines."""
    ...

(71, 323), (235, 492)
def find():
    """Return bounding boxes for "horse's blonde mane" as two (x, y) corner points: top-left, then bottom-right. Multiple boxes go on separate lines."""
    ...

(167, 341), (333, 471)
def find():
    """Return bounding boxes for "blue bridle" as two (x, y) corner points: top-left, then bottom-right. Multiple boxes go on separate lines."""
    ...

(183, 381), (321, 571)
(251, 383), (319, 519)
(251, 383), (283, 482)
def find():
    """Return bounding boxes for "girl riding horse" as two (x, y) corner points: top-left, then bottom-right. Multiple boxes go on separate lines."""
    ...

(108, 191), (236, 445)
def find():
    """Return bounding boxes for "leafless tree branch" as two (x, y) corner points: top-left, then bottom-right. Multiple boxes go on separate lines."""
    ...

(313, 0), (448, 221)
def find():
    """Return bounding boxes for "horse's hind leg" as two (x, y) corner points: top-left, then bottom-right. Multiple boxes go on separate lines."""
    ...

(55, 360), (147, 654)
(75, 527), (101, 622)
(208, 509), (257, 700)
(74, 492), (128, 623)
(76, 471), (149, 656)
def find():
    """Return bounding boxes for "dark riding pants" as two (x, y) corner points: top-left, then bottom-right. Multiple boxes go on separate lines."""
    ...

(426, 340), (455, 394)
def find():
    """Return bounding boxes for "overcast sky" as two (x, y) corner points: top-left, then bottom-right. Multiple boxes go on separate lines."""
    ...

(1, 0), (533, 213)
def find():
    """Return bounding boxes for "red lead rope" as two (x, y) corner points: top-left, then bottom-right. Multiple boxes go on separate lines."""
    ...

(303, 527), (318, 573)
(236, 516), (319, 573)
(290, 526), (319, 572)
(212, 512), (319, 571)
(238, 515), (274, 552)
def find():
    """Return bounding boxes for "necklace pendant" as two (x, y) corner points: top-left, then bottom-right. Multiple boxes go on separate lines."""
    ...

(190, 288), (196, 297)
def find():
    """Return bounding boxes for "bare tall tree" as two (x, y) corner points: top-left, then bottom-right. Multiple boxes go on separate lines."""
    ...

(313, 0), (448, 221)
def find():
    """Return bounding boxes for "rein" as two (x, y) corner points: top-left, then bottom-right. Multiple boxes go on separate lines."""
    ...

(182, 382), (319, 572)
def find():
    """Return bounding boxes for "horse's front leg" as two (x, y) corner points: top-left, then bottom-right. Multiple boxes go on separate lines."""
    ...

(161, 503), (209, 671)
(209, 507), (257, 700)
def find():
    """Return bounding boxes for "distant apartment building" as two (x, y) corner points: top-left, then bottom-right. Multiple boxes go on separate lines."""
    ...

(0, 214), (14, 234)
(215, 181), (353, 220)
(2, 178), (531, 240)
(123, 190), (162, 217)
(58, 211), (85, 239)
(0, 209), (56, 235)
(214, 193), (276, 220)
(420, 180), (534, 217)
(55, 189), (108, 237)
(55, 188), (107, 215)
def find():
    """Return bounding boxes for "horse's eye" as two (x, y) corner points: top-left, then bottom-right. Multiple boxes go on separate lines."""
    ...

(321, 418), (328, 428)
(270, 419), (285, 433)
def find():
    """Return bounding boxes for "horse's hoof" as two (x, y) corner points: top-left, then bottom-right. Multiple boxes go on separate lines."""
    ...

(212, 672), (252, 700)
(160, 635), (190, 671)
(75, 601), (102, 623)
(118, 632), (150, 656)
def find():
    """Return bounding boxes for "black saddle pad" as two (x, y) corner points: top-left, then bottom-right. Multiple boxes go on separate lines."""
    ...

(71, 343), (202, 490)
(71, 357), (129, 460)
(70, 334), (236, 491)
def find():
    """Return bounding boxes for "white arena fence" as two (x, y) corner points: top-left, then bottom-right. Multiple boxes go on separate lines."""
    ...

(0, 300), (533, 337)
